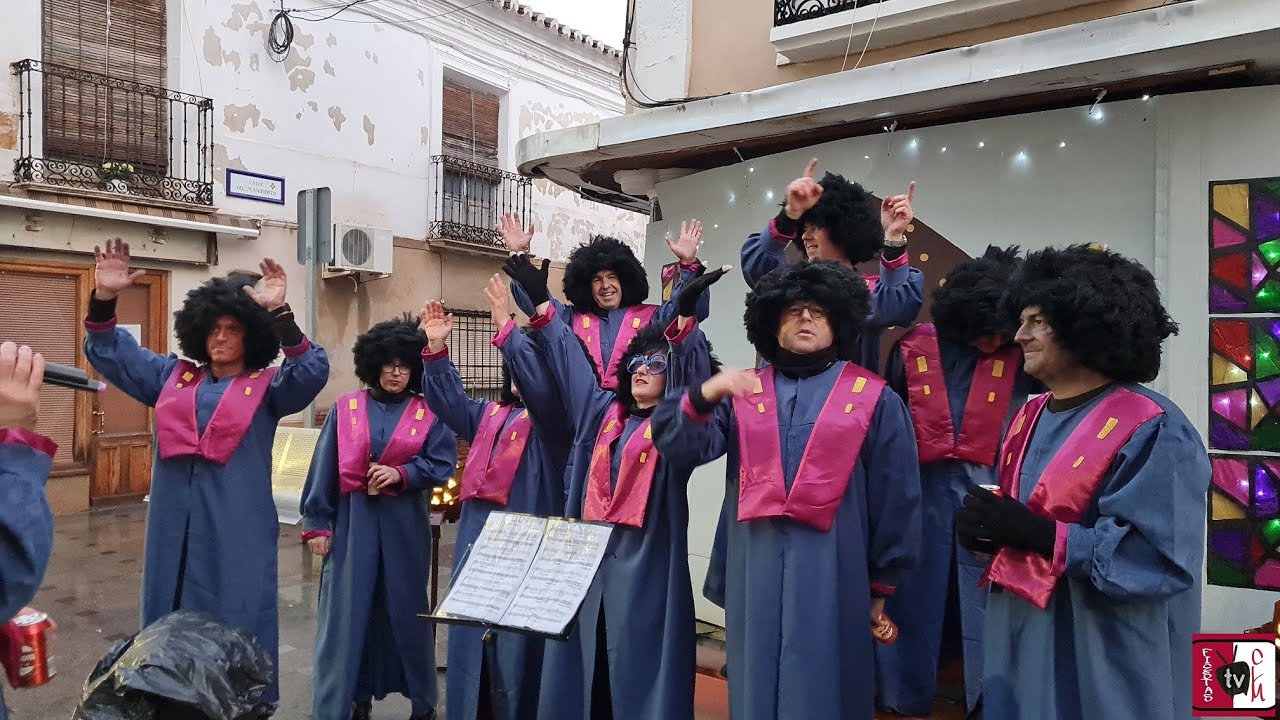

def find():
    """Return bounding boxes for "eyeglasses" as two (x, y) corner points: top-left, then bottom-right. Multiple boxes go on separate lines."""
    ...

(625, 354), (668, 374)
(785, 304), (827, 320)
(382, 362), (412, 376)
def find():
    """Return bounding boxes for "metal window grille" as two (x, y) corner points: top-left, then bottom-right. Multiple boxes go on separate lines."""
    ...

(445, 308), (504, 402)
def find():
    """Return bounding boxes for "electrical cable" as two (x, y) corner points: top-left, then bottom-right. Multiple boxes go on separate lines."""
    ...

(619, 0), (725, 108)
(268, 4), (295, 61)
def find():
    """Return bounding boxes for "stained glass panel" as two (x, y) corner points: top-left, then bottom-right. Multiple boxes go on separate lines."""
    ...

(1209, 180), (1280, 312)
(1204, 455), (1280, 589)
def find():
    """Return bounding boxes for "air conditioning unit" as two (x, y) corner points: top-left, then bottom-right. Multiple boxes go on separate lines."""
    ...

(327, 223), (393, 275)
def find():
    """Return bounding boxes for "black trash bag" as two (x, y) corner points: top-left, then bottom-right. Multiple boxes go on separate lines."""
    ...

(72, 611), (274, 720)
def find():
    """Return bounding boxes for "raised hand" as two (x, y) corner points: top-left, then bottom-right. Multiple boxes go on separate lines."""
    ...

(784, 158), (824, 220)
(502, 253), (551, 308)
(665, 219), (702, 264)
(881, 181), (916, 241)
(420, 300), (453, 351)
(484, 274), (514, 330)
(0, 342), (44, 432)
(92, 238), (146, 301)
(677, 264), (732, 319)
(497, 212), (535, 253)
(243, 258), (288, 310)
(700, 368), (759, 405)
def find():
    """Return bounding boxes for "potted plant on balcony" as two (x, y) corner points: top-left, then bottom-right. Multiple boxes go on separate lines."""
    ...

(100, 161), (135, 194)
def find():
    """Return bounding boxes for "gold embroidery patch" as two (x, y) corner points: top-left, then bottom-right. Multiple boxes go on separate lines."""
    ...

(605, 419), (617, 432)
(490, 405), (500, 416)
(987, 392), (996, 403)
(415, 409), (425, 421)
(349, 398), (359, 410)
(519, 410), (528, 419)
(410, 428), (418, 436)
(1013, 415), (1025, 435)
(1005, 452), (1013, 466)
(351, 418), (358, 426)
(632, 318), (641, 329)
(916, 356), (928, 373)
(992, 360), (1005, 378)
(757, 403), (766, 414)
(923, 385), (932, 396)
(250, 372), (261, 379)
(510, 431), (518, 441)
(639, 452), (648, 464)
(175, 383), (184, 389)
(582, 316), (591, 329)
(182, 372), (194, 382)
(644, 426), (652, 439)
(844, 403), (853, 414)
(852, 377), (867, 393)
(1096, 417), (1118, 440)
(244, 387), (253, 396)
(754, 379), (764, 394)
(1073, 456), (1085, 468)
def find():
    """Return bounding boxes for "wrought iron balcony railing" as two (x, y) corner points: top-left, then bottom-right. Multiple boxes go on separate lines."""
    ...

(11, 59), (214, 206)
(429, 155), (531, 250)
(775, 0), (891, 27)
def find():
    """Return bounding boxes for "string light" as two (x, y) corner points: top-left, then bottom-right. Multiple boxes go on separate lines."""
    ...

(940, 146), (947, 153)
(1142, 94), (1151, 101)
(977, 141), (985, 148)
(1059, 141), (1067, 148)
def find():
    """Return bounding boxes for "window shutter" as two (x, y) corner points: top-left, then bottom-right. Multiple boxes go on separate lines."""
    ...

(41, 0), (169, 173)
(441, 78), (500, 165)
(0, 271), (82, 469)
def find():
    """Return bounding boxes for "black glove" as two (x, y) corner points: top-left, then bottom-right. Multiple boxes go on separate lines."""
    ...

(502, 254), (551, 308)
(675, 264), (729, 318)
(954, 485), (1056, 558)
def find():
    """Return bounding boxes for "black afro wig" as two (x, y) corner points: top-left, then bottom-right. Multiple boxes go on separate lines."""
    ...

(353, 314), (427, 392)
(173, 272), (280, 370)
(801, 172), (883, 264)
(1000, 244), (1178, 383)
(562, 235), (649, 314)
(745, 260), (870, 364)
(931, 245), (1023, 345)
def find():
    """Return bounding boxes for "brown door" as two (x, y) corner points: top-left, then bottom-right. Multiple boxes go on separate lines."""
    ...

(89, 275), (167, 505)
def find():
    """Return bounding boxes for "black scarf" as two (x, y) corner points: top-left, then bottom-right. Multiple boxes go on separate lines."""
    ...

(370, 387), (413, 405)
(772, 345), (839, 379)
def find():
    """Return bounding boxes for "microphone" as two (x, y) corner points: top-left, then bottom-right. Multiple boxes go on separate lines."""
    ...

(43, 362), (106, 393)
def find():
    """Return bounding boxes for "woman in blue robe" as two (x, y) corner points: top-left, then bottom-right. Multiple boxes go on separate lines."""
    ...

(503, 255), (725, 720)
(300, 315), (456, 720)
(499, 215), (712, 386)
(419, 277), (570, 720)
(83, 241), (329, 714)
(875, 247), (1040, 718)
(955, 245), (1210, 720)
(653, 260), (922, 720)
(739, 162), (923, 370)
(0, 342), (56, 720)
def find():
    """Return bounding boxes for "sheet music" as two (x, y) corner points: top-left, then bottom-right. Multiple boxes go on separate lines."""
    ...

(499, 518), (613, 635)
(434, 512), (547, 624)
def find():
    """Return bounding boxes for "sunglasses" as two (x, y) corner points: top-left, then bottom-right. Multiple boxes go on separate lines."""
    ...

(625, 354), (668, 375)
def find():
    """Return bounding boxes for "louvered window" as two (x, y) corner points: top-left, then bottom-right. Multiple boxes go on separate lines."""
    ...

(441, 79), (501, 165)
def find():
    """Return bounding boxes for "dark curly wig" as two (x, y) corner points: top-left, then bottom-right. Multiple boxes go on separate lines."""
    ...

(999, 244), (1178, 383)
(745, 260), (870, 364)
(173, 273), (280, 370)
(931, 245), (1023, 345)
(801, 173), (883, 264)
(353, 314), (427, 392)
(563, 235), (649, 314)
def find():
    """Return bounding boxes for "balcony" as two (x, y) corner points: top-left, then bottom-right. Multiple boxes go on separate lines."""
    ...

(10, 59), (214, 207)
(428, 154), (532, 255)
(771, 0), (1098, 65)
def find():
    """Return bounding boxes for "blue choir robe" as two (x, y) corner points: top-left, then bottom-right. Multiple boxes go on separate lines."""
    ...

(652, 361), (923, 720)
(84, 325), (329, 705)
(874, 337), (1040, 716)
(299, 394), (456, 720)
(511, 261), (711, 382)
(0, 431), (55, 720)
(528, 310), (711, 720)
(421, 324), (569, 720)
(983, 384), (1209, 720)
(740, 221), (924, 371)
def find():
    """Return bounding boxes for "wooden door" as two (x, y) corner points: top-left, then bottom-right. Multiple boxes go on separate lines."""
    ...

(89, 274), (167, 505)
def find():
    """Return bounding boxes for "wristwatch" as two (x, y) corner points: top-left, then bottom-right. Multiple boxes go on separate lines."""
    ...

(884, 235), (908, 248)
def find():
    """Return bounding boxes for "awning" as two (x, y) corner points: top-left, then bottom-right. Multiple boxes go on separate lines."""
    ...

(517, 0), (1280, 213)
(0, 187), (261, 238)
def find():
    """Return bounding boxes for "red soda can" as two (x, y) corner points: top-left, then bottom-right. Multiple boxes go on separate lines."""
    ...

(872, 613), (899, 644)
(978, 483), (1004, 497)
(1, 607), (56, 689)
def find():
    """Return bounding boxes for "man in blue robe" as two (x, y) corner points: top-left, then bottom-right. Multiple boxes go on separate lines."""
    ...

(955, 244), (1210, 720)
(301, 315), (455, 720)
(84, 239), (330, 715)
(498, 213), (712, 388)
(419, 275), (571, 720)
(875, 246), (1040, 718)
(740, 158), (924, 371)
(652, 260), (923, 720)
(503, 253), (726, 720)
(0, 342), (55, 720)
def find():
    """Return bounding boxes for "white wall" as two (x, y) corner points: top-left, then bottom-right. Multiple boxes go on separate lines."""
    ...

(629, 0), (691, 107)
(647, 86), (1280, 635)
